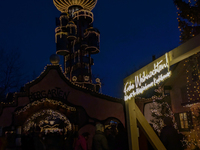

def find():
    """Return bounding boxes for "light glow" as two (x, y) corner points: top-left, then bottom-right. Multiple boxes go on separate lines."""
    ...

(124, 53), (171, 101)
(53, 0), (97, 12)
(73, 10), (94, 23)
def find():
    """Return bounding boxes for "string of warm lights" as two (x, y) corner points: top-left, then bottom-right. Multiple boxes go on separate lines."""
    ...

(184, 52), (200, 149)
(0, 100), (15, 105)
(185, 54), (200, 103)
(15, 98), (76, 116)
(53, 0), (97, 12)
(23, 109), (72, 132)
(185, 104), (200, 149)
(174, 0), (200, 43)
(150, 96), (193, 148)
(150, 87), (176, 134)
(150, 101), (175, 133)
(73, 10), (94, 23)
(27, 64), (65, 85)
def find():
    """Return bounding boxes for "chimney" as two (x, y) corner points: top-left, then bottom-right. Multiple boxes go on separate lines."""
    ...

(152, 55), (156, 61)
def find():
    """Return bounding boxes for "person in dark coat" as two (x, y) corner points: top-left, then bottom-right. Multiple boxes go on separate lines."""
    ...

(0, 134), (7, 150)
(114, 123), (128, 150)
(92, 123), (109, 150)
(160, 117), (183, 150)
(21, 131), (31, 150)
(33, 126), (46, 150)
(105, 128), (115, 150)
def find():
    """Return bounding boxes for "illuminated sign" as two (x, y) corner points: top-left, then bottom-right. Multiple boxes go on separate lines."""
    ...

(124, 53), (171, 101)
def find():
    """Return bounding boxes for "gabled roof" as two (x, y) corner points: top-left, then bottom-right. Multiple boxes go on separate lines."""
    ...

(24, 65), (124, 104)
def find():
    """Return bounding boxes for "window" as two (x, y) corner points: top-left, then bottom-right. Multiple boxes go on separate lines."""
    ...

(164, 86), (171, 96)
(179, 112), (188, 129)
(175, 111), (193, 132)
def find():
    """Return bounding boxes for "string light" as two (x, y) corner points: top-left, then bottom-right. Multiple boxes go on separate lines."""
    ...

(53, 0), (97, 13)
(149, 86), (177, 134)
(174, 0), (200, 43)
(184, 52), (200, 149)
(15, 98), (76, 116)
(23, 109), (72, 132)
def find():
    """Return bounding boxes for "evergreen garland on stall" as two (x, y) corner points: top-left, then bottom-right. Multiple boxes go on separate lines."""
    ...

(150, 86), (174, 133)
(173, 0), (200, 43)
(150, 87), (188, 148)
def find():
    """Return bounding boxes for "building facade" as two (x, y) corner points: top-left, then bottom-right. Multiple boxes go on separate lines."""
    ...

(124, 34), (200, 149)
(0, 0), (126, 149)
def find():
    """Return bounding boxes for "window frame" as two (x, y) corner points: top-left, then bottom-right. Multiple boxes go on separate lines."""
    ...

(174, 111), (193, 132)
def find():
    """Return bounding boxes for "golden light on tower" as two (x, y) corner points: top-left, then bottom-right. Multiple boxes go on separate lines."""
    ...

(53, 0), (97, 12)
(53, 0), (100, 92)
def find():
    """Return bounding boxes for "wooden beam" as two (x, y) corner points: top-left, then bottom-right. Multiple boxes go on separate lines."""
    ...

(168, 46), (200, 66)
(135, 102), (166, 150)
(125, 99), (139, 150)
(125, 98), (166, 150)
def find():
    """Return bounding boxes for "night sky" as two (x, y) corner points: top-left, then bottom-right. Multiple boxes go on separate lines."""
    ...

(0, 0), (180, 98)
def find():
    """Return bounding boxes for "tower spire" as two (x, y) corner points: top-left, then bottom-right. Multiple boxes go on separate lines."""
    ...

(54, 0), (101, 92)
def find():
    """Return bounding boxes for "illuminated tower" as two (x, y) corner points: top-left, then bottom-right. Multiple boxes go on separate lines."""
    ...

(53, 0), (101, 92)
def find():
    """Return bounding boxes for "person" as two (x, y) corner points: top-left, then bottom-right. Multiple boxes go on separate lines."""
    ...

(114, 123), (128, 150)
(74, 132), (90, 150)
(72, 131), (79, 150)
(33, 126), (46, 150)
(6, 131), (16, 150)
(160, 117), (183, 150)
(28, 128), (36, 150)
(21, 131), (31, 150)
(92, 123), (109, 150)
(58, 131), (65, 150)
(104, 128), (115, 150)
(0, 134), (7, 150)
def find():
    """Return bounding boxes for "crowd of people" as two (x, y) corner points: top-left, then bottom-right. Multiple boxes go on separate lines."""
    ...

(0, 127), (77, 150)
(75, 123), (128, 150)
(74, 118), (185, 150)
(21, 127), (66, 150)
(0, 123), (128, 150)
(0, 118), (184, 150)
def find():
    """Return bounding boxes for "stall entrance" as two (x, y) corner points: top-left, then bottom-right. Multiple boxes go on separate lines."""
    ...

(23, 109), (72, 133)
(14, 98), (76, 131)
(13, 98), (77, 149)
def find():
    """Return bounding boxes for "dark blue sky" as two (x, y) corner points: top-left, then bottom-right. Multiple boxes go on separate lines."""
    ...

(0, 0), (180, 98)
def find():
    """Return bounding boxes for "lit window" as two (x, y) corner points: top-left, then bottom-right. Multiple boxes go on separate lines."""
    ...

(179, 113), (188, 129)
(175, 111), (192, 132)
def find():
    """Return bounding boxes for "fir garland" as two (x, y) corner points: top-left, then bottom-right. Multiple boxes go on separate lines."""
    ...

(173, 0), (200, 43)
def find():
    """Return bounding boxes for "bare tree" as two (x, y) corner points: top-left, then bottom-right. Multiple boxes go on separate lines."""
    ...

(0, 48), (26, 101)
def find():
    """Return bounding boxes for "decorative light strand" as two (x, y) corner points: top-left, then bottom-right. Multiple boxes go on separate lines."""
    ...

(15, 98), (76, 116)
